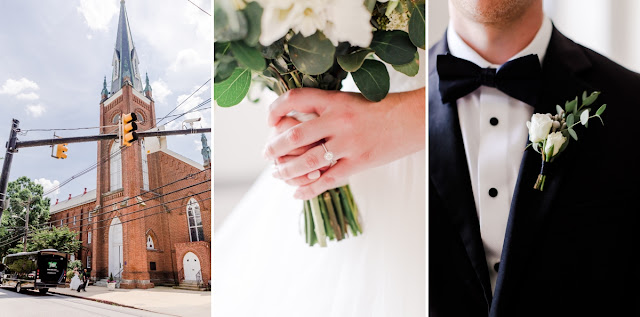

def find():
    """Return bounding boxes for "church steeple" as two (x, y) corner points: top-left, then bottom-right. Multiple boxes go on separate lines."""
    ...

(101, 76), (109, 100)
(111, 0), (143, 93)
(144, 72), (152, 99)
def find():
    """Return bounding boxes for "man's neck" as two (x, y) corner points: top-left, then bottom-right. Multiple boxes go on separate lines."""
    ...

(449, 2), (544, 65)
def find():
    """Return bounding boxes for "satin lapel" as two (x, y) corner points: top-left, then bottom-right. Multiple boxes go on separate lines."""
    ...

(429, 36), (493, 308)
(490, 27), (595, 316)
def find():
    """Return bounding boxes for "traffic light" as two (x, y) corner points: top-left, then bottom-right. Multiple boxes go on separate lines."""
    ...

(55, 143), (68, 159)
(122, 112), (138, 147)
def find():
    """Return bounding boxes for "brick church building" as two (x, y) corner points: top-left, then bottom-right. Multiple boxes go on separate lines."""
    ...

(48, 1), (211, 289)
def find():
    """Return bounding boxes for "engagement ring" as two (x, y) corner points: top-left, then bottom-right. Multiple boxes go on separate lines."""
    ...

(321, 143), (337, 166)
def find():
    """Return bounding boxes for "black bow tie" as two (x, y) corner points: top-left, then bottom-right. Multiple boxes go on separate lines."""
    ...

(436, 54), (542, 106)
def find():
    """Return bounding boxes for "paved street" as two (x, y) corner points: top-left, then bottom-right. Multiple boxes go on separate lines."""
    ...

(0, 287), (171, 317)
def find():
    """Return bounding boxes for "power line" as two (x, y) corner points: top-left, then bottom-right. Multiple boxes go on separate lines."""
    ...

(161, 98), (211, 127)
(186, 0), (211, 16)
(155, 78), (210, 127)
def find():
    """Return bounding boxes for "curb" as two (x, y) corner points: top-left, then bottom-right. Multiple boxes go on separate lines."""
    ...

(49, 290), (179, 316)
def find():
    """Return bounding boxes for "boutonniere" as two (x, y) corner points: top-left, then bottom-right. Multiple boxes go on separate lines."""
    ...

(526, 91), (606, 191)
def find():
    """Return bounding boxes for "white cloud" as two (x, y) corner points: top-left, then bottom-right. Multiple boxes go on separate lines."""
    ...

(87, 34), (93, 40)
(34, 178), (60, 199)
(77, 0), (119, 32)
(0, 78), (39, 95)
(165, 85), (210, 130)
(150, 79), (172, 103)
(16, 92), (39, 100)
(26, 104), (46, 117)
(169, 49), (210, 72)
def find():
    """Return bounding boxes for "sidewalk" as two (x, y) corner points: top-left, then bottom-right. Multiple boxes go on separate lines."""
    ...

(49, 285), (210, 317)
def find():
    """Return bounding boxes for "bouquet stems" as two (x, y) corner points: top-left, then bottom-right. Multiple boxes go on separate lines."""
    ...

(303, 186), (362, 247)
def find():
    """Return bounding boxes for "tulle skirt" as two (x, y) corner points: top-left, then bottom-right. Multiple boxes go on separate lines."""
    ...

(213, 150), (425, 316)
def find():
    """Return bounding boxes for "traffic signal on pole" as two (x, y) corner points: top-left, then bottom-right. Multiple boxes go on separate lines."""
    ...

(55, 143), (68, 159)
(122, 112), (138, 147)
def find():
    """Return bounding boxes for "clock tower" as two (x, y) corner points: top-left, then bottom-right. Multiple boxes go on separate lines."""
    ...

(94, 0), (157, 289)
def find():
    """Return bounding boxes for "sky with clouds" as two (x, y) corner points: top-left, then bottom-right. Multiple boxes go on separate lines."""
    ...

(0, 0), (211, 203)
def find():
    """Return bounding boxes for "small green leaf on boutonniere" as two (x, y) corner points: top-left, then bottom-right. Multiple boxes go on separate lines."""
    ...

(568, 128), (578, 141)
(566, 113), (575, 126)
(580, 109), (589, 125)
(596, 104), (607, 116)
(583, 91), (601, 107)
(566, 97), (578, 113)
(556, 105), (563, 115)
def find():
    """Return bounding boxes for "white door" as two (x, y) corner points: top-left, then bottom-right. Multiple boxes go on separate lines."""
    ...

(108, 217), (123, 278)
(183, 252), (200, 281)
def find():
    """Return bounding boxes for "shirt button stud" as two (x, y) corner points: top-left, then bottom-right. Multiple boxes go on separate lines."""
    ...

(490, 117), (499, 126)
(489, 188), (498, 197)
(494, 262), (500, 272)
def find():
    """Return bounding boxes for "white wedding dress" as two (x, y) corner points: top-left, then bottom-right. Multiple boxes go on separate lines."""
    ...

(214, 50), (426, 317)
(69, 272), (82, 291)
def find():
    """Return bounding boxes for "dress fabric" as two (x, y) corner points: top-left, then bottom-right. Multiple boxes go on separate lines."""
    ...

(214, 50), (426, 317)
(69, 272), (82, 291)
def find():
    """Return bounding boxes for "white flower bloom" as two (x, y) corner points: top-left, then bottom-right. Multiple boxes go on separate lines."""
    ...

(258, 0), (299, 46)
(292, 0), (327, 37)
(544, 132), (567, 157)
(526, 113), (553, 143)
(323, 0), (373, 47)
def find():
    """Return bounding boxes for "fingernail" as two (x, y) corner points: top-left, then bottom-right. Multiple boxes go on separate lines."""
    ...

(307, 170), (320, 180)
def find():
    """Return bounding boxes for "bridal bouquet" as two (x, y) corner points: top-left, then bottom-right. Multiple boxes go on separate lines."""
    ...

(214, 0), (425, 246)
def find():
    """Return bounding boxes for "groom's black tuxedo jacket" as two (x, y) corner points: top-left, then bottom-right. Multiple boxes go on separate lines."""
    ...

(429, 26), (640, 317)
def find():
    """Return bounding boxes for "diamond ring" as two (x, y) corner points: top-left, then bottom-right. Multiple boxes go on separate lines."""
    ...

(321, 143), (337, 166)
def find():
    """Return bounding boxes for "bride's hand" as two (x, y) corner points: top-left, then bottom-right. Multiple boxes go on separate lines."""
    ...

(264, 87), (425, 200)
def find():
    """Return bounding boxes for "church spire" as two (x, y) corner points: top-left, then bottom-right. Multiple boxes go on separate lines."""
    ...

(111, 0), (143, 93)
(144, 72), (153, 99)
(101, 76), (109, 100)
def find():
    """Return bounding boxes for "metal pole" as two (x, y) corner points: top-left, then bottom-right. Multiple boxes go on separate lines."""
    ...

(0, 119), (19, 219)
(23, 199), (30, 252)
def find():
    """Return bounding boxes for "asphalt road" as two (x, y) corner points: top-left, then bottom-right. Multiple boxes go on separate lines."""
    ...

(0, 287), (172, 317)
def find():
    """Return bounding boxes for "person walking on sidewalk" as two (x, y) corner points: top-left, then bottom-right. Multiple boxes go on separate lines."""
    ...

(77, 268), (90, 292)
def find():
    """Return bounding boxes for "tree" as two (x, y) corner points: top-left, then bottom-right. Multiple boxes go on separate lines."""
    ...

(9, 226), (81, 255)
(0, 176), (51, 257)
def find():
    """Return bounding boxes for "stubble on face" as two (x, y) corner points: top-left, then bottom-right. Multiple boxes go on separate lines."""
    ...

(451, 0), (538, 25)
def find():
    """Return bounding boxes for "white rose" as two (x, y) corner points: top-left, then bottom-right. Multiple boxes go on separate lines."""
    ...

(526, 113), (553, 143)
(544, 132), (567, 157)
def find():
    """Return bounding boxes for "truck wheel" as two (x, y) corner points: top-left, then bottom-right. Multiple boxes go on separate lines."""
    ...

(39, 288), (49, 294)
(15, 283), (22, 293)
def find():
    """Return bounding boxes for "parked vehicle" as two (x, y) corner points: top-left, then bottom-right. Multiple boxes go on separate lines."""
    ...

(0, 249), (68, 294)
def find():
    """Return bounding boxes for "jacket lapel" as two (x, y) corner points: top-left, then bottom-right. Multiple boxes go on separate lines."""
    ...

(429, 35), (493, 309)
(490, 27), (595, 316)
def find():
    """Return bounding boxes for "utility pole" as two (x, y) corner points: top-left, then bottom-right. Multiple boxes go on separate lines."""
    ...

(0, 119), (19, 219)
(23, 199), (30, 252)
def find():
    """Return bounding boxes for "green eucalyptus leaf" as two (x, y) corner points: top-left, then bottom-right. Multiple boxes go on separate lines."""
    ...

(302, 75), (320, 88)
(364, 0), (377, 12)
(392, 51), (420, 77)
(370, 30), (416, 65)
(568, 128), (578, 141)
(242, 2), (263, 47)
(566, 113), (575, 126)
(556, 105), (563, 115)
(583, 91), (600, 107)
(408, 1), (426, 49)
(337, 49), (373, 72)
(596, 104), (607, 116)
(230, 41), (266, 71)
(596, 115), (605, 125)
(582, 91), (587, 103)
(565, 97), (578, 113)
(288, 32), (336, 75)
(214, 68), (252, 107)
(260, 37), (285, 59)
(214, 3), (247, 42)
(214, 60), (238, 83)
(352, 60), (390, 102)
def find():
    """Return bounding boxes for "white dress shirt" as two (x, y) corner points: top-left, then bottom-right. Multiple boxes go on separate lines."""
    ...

(447, 17), (553, 293)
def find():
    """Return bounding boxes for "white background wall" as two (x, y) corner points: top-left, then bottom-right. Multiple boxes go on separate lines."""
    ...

(429, 0), (640, 72)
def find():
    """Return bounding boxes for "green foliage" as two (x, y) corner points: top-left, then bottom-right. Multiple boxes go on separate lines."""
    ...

(392, 51), (420, 77)
(108, 272), (115, 282)
(213, 1), (247, 42)
(408, 1), (426, 49)
(288, 32), (336, 75)
(352, 60), (390, 102)
(337, 49), (373, 72)
(214, 68), (252, 107)
(68, 260), (82, 271)
(9, 226), (82, 255)
(0, 176), (50, 257)
(230, 41), (266, 71)
(243, 2), (263, 47)
(370, 30), (416, 65)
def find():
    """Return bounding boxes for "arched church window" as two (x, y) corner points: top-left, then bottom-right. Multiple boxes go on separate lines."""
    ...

(110, 140), (122, 191)
(187, 198), (204, 242)
(112, 113), (121, 125)
(147, 235), (155, 249)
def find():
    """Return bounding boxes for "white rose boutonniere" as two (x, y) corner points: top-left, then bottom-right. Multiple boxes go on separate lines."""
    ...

(527, 91), (607, 191)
